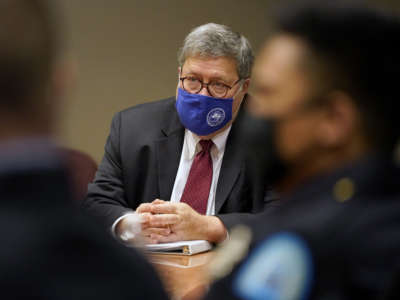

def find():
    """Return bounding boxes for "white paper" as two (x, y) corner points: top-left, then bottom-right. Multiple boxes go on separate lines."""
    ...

(145, 240), (212, 255)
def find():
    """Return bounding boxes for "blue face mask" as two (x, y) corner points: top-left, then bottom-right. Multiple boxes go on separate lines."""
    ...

(176, 88), (233, 136)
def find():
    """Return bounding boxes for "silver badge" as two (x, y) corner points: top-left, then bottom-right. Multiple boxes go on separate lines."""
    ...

(207, 107), (226, 127)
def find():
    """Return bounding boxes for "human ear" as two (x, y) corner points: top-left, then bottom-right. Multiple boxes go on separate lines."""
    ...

(240, 78), (251, 94)
(316, 91), (360, 148)
(51, 57), (77, 99)
(177, 67), (181, 80)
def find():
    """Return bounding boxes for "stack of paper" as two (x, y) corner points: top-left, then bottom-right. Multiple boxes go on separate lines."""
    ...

(144, 240), (212, 255)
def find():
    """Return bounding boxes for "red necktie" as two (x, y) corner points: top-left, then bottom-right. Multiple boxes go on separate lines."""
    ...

(180, 140), (213, 214)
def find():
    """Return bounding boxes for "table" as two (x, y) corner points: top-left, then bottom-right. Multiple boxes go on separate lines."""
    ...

(147, 251), (214, 300)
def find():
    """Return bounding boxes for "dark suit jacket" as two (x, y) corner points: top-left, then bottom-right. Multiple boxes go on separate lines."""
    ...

(0, 146), (168, 300)
(84, 97), (269, 230)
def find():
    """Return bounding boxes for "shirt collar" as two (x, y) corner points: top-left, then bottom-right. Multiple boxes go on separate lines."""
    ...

(212, 125), (232, 153)
(184, 125), (232, 160)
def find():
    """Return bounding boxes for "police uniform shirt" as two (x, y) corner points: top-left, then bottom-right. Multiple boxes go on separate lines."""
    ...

(205, 154), (400, 300)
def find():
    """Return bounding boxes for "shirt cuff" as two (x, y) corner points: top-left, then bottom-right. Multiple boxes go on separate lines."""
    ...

(111, 211), (136, 239)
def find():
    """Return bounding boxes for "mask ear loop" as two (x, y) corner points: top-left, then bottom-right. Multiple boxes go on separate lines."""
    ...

(233, 79), (245, 98)
(231, 79), (247, 121)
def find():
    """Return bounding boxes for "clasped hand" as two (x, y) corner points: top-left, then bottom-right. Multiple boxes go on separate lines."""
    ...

(136, 199), (202, 244)
(135, 199), (226, 244)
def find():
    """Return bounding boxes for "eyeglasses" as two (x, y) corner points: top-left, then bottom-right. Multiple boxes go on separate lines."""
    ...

(180, 76), (241, 98)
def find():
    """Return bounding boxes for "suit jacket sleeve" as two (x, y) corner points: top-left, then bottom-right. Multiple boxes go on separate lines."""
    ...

(216, 188), (280, 230)
(83, 112), (132, 229)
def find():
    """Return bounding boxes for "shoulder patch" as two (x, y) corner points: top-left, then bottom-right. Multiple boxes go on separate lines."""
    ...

(233, 232), (313, 300)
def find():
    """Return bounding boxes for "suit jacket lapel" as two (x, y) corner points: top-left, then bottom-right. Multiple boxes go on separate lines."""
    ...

(155, 99), (184, 200)
(215, 99), (247, 213)
(155, 96), (247, 207)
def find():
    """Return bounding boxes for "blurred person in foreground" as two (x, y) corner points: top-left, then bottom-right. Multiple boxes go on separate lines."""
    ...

(84, 23), (272, 245)
(0, 1), (168, 299)
(204, 2), (400, 300)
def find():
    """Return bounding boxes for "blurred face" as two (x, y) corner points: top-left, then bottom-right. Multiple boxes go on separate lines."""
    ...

(176, 55), (249, 137)
(251, 35), (327, 166)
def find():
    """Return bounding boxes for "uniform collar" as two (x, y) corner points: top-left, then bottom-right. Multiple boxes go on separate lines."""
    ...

(0, 137), (62, 175)
(282, 153), (400, 207)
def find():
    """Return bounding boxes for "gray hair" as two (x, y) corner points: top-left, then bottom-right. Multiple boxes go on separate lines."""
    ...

(178, 23), (254, 79)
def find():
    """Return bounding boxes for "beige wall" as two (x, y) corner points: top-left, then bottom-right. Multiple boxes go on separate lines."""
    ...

(57, 0), (272, 162)
(57, 0), (400, 162)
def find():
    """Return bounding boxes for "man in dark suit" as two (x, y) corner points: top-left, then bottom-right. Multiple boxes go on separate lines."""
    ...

(84, 23), (269, 244)
(204, 2), (400, 299)
(0, 1), (168, 299)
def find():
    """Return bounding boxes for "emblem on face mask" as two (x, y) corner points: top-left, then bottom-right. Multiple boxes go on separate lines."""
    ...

(207, 107), (226, 127)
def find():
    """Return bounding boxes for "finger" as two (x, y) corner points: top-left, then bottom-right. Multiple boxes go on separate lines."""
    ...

(152, 199), (166, 204)
(149, 214), (180, 227)
(140, 213), (157, 231)
(150, 203), (178, 214)
(155, 233), (180, 243)
(149, 233), (165, 243)
(138, 212), (152, 223)
(142, 227), (171, 236)
(136, 203), (153, 213)
(142, 235), (158, 244)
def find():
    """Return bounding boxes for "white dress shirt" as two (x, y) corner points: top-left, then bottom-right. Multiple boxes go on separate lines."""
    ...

(170, 126), (231, 215)
(111, 126), (232, 236)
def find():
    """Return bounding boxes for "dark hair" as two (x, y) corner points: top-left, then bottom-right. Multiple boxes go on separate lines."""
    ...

(274, 1), (400, 151)
(0, 0), (59, 110)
